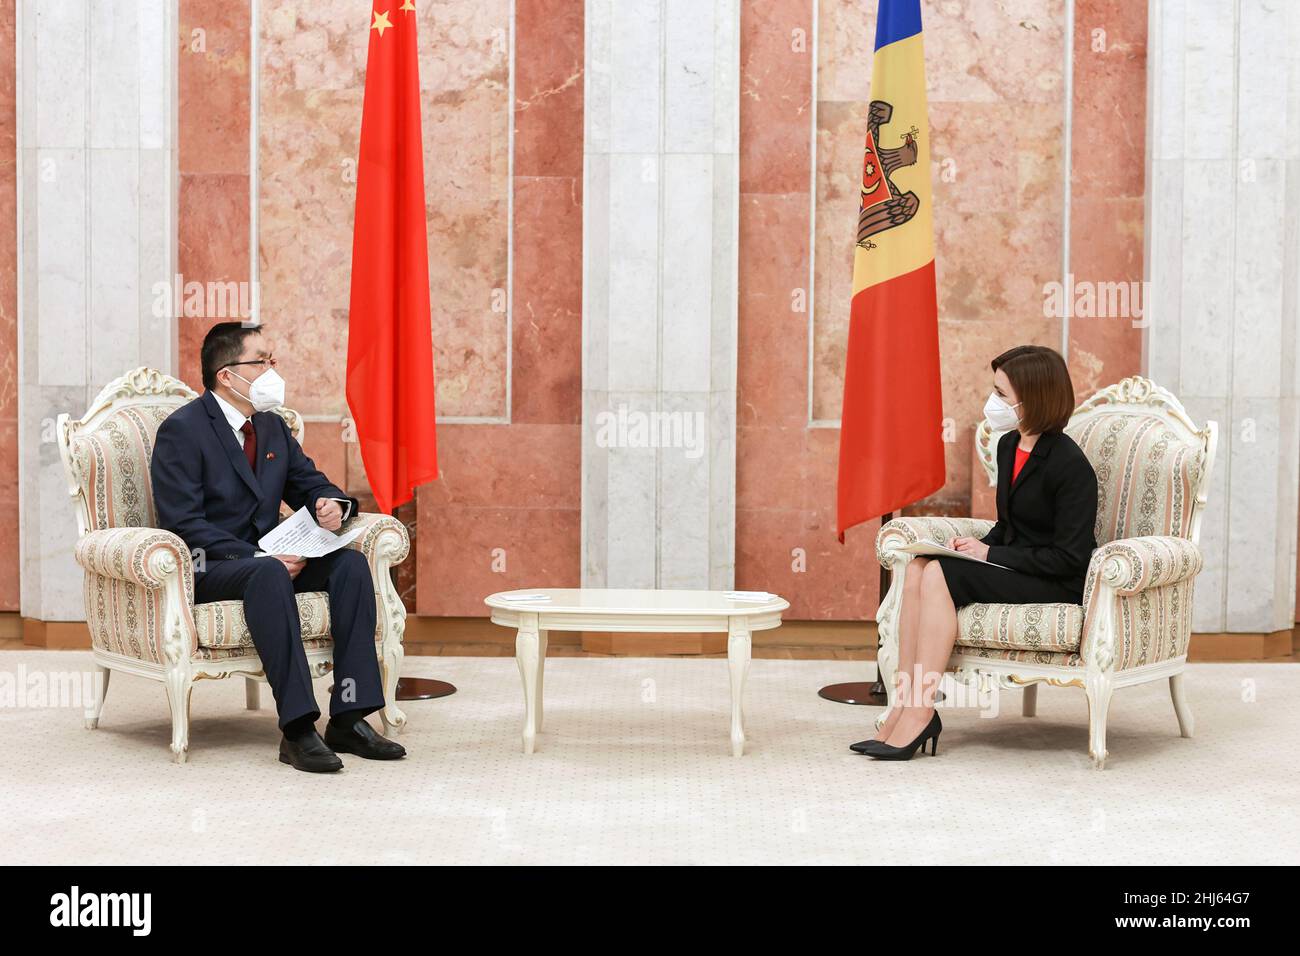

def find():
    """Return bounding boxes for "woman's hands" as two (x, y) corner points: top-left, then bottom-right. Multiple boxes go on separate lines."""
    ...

(948, 536), (990, 562)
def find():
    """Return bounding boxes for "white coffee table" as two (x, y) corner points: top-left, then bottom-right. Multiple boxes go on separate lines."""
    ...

(484, 588), (790, 756)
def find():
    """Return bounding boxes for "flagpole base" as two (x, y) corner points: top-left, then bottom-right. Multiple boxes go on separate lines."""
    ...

(818, 681), (888, 705)
(817, 682), (945, 705)
(396, 678), (457, 700)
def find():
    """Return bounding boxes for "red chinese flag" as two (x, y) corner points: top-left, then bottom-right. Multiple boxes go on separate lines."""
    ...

(346, 2), (439, 513)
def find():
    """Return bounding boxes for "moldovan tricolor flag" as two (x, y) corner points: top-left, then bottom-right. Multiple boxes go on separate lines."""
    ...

(346, 0), (440, 513)
(835, 0), (944, 541)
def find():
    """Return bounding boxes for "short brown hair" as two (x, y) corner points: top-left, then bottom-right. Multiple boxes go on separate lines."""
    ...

(990, 345), (1075, 433)
(201, 322), (265, 391)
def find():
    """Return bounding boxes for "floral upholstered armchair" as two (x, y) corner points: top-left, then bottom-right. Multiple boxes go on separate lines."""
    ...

(874, 376), (1218, 769)
(56, 367), (411, 763)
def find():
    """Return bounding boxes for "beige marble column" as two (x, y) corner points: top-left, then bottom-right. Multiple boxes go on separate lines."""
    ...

(17, 0), (178, 620)
(582, 0), (740, 590)
(1144, 0), (1300, 632)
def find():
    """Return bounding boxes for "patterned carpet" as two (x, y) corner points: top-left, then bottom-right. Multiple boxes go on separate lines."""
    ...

(2, 651), (1296, 865)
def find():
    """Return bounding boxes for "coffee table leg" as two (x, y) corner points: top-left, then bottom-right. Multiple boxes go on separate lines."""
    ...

(536, 628), (548, 733)
(727, 618), (752, 756)
(515, 614), (540, 754)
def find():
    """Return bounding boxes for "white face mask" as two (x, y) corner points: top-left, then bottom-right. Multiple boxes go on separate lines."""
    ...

(983, 391), (1022, 430)
(229, 368), (286, 412)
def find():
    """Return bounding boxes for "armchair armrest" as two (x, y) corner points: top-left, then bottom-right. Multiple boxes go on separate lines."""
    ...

(871, 515), (996, 723)
(74, 527), (197, 666)
(876, 516), (997, 569)
(342, 512), (411, 568)
(1088, 535), (1203, 596)
(1081, 535), (1203, 672)
(74, 527), (196, 600)
(341, 512), (410, 654)
(340, 512), (411, 731)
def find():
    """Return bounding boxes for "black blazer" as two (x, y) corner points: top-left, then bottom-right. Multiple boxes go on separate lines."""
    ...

(978, 427), (1098, 594)
(150, 390), (357, 569)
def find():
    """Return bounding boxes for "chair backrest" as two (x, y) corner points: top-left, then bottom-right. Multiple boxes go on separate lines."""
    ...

(57, 367), (305, 537)
(975, 376), (1217, 547)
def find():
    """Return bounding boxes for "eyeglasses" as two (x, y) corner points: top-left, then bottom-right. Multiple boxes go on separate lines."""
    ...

(221, 356), (278, 372)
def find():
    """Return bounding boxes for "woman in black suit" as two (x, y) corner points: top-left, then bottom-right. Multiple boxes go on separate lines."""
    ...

(854, 345), (1098, 759)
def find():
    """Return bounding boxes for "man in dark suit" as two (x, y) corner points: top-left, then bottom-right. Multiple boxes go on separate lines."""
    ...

(150, 322), (405, 772)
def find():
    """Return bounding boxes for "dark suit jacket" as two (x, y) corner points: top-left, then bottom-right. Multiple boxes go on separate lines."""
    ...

(150, 389), (358, 569)
(978, 427), (1099, 594)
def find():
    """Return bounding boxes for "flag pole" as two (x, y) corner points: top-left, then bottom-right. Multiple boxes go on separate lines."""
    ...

(388, 503), (457, 701)
(817, 512), (890, 706)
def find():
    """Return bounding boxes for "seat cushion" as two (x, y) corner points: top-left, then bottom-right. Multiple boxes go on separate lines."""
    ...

(193, 591), (331, 649)
(956, 601), (1085, 653)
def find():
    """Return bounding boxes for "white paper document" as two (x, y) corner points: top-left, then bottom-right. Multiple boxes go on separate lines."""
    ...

(257, 506), (364, 558)
(500, 593), (553, 604)
(725, 590), (777, 602)
(895, 540), (1012, 570)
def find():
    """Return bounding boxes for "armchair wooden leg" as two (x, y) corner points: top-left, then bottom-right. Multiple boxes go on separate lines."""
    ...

(164, 665), (193, 764)
(85, 661), (110, 729)
(1169, 671), (1194, 738)
(1021, 682), (1038, 718)
(380, 640), (408, 735)
(244, 678), (260, 711)
(1085, 672), (1113, 770)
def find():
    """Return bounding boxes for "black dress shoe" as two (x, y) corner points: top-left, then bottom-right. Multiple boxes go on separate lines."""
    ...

(279, 730), (344, 773)
(324, 716), (406, 760)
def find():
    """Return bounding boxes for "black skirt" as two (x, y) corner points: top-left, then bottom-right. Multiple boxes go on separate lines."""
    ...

(933, 556), (1083, 608)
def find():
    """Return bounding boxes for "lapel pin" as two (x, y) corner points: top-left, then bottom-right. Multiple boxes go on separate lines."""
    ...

(266, 451), (275, 460)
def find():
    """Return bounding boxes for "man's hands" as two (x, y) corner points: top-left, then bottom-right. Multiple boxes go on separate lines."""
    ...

(274, 554), (306, 579)
(315, 498), (343, 531)
(267, 500), (345, 574)
(948, 536), (990, 562)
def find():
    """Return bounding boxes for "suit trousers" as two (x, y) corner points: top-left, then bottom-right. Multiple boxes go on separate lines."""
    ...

(194, 549), (385, 729)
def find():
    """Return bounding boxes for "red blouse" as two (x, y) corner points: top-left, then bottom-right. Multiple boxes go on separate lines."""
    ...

(1012, 444), (1031, 482)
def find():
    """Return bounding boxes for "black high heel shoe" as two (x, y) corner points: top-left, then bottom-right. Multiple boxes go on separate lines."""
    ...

(867, 710), (941, 760)
(849, 737), (887, 754)
(849, 709), (899, 754)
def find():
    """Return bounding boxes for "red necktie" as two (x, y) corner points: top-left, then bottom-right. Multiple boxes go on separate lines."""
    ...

(240, 420), (257, 472)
